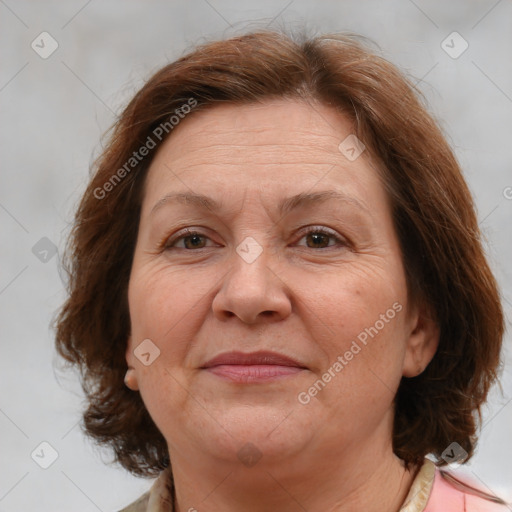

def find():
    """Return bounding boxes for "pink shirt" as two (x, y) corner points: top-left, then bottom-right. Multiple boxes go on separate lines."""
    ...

(401, 459), (509, 512)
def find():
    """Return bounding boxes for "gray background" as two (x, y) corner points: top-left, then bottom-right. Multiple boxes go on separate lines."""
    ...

(1, 1), (511, 510)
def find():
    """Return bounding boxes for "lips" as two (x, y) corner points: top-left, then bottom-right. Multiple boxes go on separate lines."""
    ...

(201, 351), (306, 369)
(201, 351), (307, 383)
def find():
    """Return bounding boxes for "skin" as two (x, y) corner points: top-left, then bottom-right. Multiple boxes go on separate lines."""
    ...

(125, 98), (439, 512)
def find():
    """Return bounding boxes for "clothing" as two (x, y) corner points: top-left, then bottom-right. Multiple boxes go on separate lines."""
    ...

(401, 459), (508, 511)
(119, 458), (509, 512)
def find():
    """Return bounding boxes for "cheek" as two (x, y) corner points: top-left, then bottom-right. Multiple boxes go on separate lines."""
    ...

(127, 263), (212, 357)
(298, 261), (408, 396)
(135, 364), (191, 442)
(305, 260), (406, 343)
(126, 265), (200, 427)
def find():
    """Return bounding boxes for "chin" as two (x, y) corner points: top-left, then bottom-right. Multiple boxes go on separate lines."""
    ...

(189, 406), (315, 465)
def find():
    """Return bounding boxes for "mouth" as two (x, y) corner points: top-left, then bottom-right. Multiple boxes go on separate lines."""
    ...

(200, 351), (308, 383)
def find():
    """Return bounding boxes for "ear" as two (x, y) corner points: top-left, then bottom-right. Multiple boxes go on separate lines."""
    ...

(124, 367), (139, 391)
(402, 301), (440, 378)
(124, 335), (140, 391)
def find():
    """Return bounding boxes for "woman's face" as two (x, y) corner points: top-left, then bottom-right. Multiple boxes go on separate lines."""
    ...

(126, 98), (435, 470)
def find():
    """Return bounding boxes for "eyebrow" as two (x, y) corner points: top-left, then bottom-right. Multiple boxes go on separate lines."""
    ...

(150, 190), (370, 217)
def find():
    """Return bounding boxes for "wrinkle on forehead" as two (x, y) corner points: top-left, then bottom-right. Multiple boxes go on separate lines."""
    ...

(152, 98), (356, 165)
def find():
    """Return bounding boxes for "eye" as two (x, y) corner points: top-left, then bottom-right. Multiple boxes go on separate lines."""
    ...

(161, 226), (348, 252)
(295, 226), (347, 249)
(163, 229), (216, 250)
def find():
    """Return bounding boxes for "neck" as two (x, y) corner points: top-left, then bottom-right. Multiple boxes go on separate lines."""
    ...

(168, 423), (418, 512)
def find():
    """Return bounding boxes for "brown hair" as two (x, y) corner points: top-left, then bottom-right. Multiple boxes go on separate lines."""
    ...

(55, 30), (504, 477)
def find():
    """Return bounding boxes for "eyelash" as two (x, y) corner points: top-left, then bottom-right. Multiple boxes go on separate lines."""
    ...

(161, 226), (348, 251)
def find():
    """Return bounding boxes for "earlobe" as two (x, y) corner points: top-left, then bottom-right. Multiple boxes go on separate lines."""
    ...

(402, 303), (440, 378)
(124, 335), (139, 390)
(124, 367), (139, 391)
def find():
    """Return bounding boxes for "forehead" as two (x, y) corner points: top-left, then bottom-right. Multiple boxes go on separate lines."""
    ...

(151, 98), (352, 164)
(141, 98), (385, 215)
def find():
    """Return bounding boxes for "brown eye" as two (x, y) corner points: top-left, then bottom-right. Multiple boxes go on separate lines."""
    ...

(180, 233), (207, 249)
(165, 230), (212, 250)
(305, 231), (331, 249)
(296, 227), (346, 249)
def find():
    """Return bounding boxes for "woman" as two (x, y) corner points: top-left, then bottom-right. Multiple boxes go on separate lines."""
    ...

(55, 30), (509, 511)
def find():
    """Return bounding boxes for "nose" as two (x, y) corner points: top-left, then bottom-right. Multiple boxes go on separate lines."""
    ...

(211, 247), (292, 324)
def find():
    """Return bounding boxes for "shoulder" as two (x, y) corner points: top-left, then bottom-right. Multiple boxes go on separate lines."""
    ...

(425, 466), (509, 512)
(118, 467), (174, 512)
(118, 491), (150, 512)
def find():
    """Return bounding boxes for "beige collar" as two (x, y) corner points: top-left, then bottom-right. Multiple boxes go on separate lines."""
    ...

(146, 467), (174, 512)
(399, 459), (436, 512)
